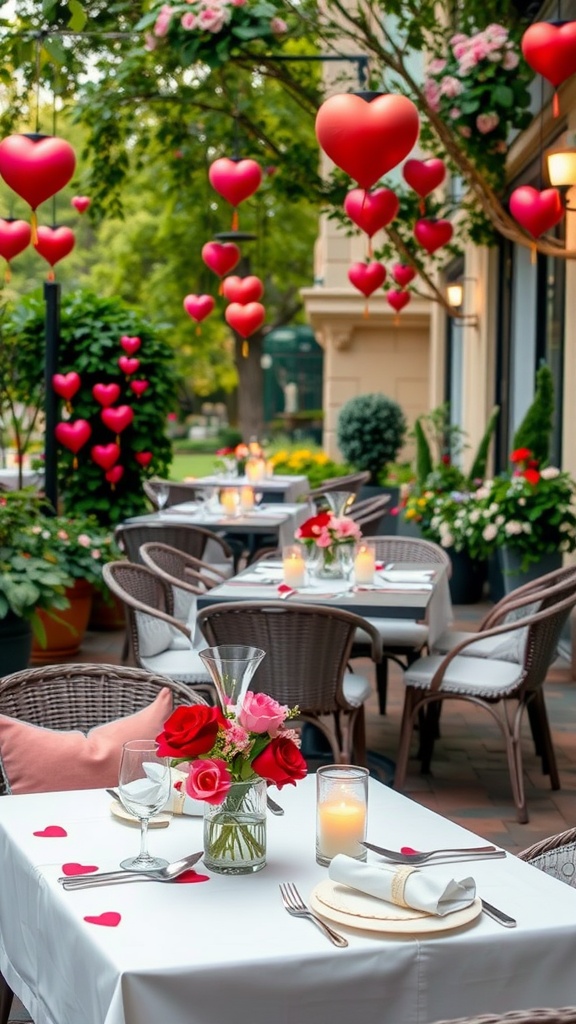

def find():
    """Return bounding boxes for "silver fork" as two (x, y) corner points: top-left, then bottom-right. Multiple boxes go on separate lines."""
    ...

(279, 882), (348, 947)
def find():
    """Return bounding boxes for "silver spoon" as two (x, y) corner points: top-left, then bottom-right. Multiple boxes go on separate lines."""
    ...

(361, 841), (500, 864)
(59, 850), (204, 889)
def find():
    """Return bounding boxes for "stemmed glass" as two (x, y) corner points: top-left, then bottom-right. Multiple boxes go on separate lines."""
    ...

(199, 645), (266, 711)
(117, 740), (171, 872)
(151, 481), (170, 513)
(337, 543), (355, 582)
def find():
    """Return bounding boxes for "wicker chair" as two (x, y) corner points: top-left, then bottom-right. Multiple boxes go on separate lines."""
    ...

(308, 471), (371, 503)
(518, 827), (576, 887)
(102, 561), (215, 701)
(143, 479), (200, 510)
(114, 521), (236, 576)
(352, 536), (453, 714)
(347, 494), (391, 535)
(394, 569), (576, 823)
(140, 541), (228, 596)
(196, 600), (383, 764)
(430, 1009), (576, 1024)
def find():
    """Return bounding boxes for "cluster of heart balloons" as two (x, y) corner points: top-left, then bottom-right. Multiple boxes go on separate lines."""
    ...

(52, 334), (153, 485)
(0, 133), (86, 281)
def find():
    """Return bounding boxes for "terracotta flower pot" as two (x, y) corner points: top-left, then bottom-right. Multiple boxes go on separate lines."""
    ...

(31, 578), (93, 664)
(88, 585), (125, 631)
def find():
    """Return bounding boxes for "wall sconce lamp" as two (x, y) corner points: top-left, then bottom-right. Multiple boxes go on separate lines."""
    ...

(445, 278), (479, 327)
(446, 282), (463, 309)
(545, 141), (576, 210)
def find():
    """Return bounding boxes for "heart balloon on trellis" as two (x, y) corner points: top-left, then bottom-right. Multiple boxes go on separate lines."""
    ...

(403, 158), (446, 200)
(509, 185), (564, 238)
(208, 157), (262, 230)
(91, 443), (121, 471)
(348, 261), (386, 297)
(414, 218), (453, 254)
(343, 188), (399, 246)
(135, 451), (153, 468)
(386, 289), (411, 313)
(392, 264), (417, 288)
(120, 335), (141, 355)
(0, 218), (31, 278)
(101, 406), (134, 435)
(0, 134), (76, 241)
(130, 380), (149, 397)
(183, 294), (215, 326)
(34, 226), (75, 279)
(225, 301), (265, 358)
(522, 21), (576, 115)
(105, 465), (124, 487)
(201, 241), (241, 280)
(315, 93), (420, 190)
(118, 356), (140, 376)
(222, 275), (264, 304)
(52, 372), (81, 402)
(55, 419), (91, 467)
(71, 196), (91, 213)
(92, 383), (121, 408)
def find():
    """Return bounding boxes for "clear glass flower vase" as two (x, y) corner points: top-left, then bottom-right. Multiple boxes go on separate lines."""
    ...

(203, 779), (267, 875)
(314, 546), (348, 579)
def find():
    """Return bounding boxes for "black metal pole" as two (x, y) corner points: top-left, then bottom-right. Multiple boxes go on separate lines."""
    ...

(43, 280), (61, 514)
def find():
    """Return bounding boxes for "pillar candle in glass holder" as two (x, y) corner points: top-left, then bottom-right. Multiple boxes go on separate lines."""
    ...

(354, 542), (376, 584)
(240, 485), (255, 511)
(246, 457), (266, 483)
(316, 765), (368, 866)
(220, 488), (239, 516)
(282, 544), (306, 589)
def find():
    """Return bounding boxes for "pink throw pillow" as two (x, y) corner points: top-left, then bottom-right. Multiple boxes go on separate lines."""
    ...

(0, 688), (174, 794)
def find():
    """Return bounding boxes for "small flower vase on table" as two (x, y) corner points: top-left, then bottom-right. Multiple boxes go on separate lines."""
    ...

(203, 778), (267, 875)
(314, 546), (347, 579)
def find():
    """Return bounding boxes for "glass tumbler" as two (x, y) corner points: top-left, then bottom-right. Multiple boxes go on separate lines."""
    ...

(316, 764), (369, 866)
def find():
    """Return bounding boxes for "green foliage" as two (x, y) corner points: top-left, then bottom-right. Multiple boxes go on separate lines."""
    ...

(468, 405), (499, 481)
(336, 394), (407, 481)
(268, 446), (352, 489)
(414, 418), (433, 490)
(512, 364), (555, 465)
(4, 290), (178, 527)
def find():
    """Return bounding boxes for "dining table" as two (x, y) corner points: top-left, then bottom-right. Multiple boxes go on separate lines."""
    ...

(1, 776), (576, 1024)
(190, 473), (310, 504)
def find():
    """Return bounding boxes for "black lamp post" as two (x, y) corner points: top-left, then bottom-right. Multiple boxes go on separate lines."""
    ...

(42, 280), (61, 514)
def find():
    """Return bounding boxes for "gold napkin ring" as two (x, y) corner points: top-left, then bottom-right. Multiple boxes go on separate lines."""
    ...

(171, 790), (185, 815)
(391, 866), (416, 907)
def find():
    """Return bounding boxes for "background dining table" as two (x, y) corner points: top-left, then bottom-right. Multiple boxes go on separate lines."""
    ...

(124, 502), (310, 553)
(190, 473), (310, 504)
(2, 776), (575, 1024)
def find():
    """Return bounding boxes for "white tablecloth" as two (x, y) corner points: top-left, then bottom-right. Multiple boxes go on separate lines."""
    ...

(0, 468), (43, 491)
(147, 502), (310, 550)
(193, 474), (310, 503)
(2, 778), (576, 1024)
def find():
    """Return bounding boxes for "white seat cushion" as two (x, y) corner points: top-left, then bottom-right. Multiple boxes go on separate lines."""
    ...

(355, 618), (429, 649)
(342, 671), (372, 707)
(208, 560), (235, 580)
(135, 612), (187, 657)
(432, 628), (527, 663)
(140, 647), (213, 685)
(404, 654), (524, 699)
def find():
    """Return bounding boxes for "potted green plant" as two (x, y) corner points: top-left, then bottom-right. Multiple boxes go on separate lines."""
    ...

(336, 394), (407, 530)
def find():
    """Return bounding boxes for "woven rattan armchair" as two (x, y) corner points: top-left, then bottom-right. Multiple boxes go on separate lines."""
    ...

(308, 471), (371, 503)
(430, 1008), (576, 1024)
(140, 541), (227, 595)
(102, 562), (215, 701)
(115, 521), (235, 575)
(394, 568), (576, 823)
(196, 599), (382, 765)
(518, 827), (576, 887)
(347, 494), (391, 535)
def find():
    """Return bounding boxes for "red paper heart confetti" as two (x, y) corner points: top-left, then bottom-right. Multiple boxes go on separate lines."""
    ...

(52, 372), (81, 401)
(33, 825), (68, 838)
(92, 383), (121, 408)
(61, 862), (99, 876)
(135, 451), (153, 468)
(119, 335), (141, 356)
(84, 912), (121, 928)
(118, 356), (140, 375)
(174, 871), (210, 884)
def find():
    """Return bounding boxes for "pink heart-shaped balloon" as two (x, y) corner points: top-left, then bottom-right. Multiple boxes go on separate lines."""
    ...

(55, 420), (91, 454)
(222, 275), (264, 304)
(344, 188), (399, 236)
(315, 93), (420, 190)
(52, 372), (81, 401)
(403, 158), (446, 197)
(71, 195), (91, 214)
(92, 383), (121, 408)
(509, 185), (564, 238)
(91, 443), (121, 470)
(348, 261), (386, 297)
(183, 294), (216, 323)
(33, 825), (68, 838)
(34, 225), (75, 267)
(61, 862), (99, 876)
(225, 301), (266, 338)
(101, 405), (134, 434)
(135, 451), (153, 467)
(0, 134), (76, 210)
(120, 335), (141, 355)
(0, 218), (31, 262)
(130, 380), (149, 397)
(201, 241), (241, 278)
(105, 465), (124, 485)
(84, 912), (121, 927)
(208, 157), (262, 206)
(414, 218), (453, 254)
(522, 21), (576, 88)
(118, 356), (140, 375)
(386, 289), (411, 313)
(392, 263), (417, 287)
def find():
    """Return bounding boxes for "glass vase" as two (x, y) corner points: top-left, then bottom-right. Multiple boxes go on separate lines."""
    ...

(203, 779), (267, 875)
(314, 546), (348, 579)
(199, 645), (266, 711)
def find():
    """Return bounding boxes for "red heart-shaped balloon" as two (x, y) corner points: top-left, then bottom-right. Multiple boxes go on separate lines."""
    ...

(0, 218), (31, 262)
(33, 825), (68, 838)
(84, 912), (121, 928)
(55, 420), (91, 454)
(120, 335), (141, 355)
(52, 372), (81, 401)
(34, 225), (75, 267)
(201, 241), (241, 278)
(118, 356), (140, 375)
(344, 188), (399, 236)
(130, 380), (149, 397)
(101, 405), (134, 434)
(61, 862), (99, 876)
(386, 289), (411, 313)
(315, 93), (420, 190)
(522, 21), (576, 88)
(71, 195), (91, 214)
(91, 443), (121, 471)
(208, 157), (263, 206)
(105, 465), (124, 485)
(348, 261), (386, 297)
(225, 301), (266, 338)
(403, 158), (446, 197)
(135, 451), (153, 468)
(183, 294), (216, 323)
(414, 218), (453, 254)
(509, 185), (564, 238)
(392, 263), (417, 287)
(0, 134), (76, 210)
(92, 383), (121, 408)
(222, 275), (264, 304)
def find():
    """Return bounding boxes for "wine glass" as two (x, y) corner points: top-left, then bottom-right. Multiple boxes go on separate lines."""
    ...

(117, 740), (171, 871)
(337, 544), (355, 582)
(154, 482), (170, 514)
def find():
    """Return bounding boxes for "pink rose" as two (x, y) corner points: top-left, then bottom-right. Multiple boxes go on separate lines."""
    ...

(476, 113), (499, 134)
(153, 4), (174, 37)
(198, 7), (226, 31)
(144, 33), (158, 50)
(502, 49), (519, 70)
(238, 692), (288, 735)
(186, 758), (231, 804)
(270, 16), (287, 34)
(181, 12), (197, 28)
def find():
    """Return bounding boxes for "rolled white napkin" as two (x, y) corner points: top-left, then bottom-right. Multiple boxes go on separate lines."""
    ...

(329, 854), (476, 917)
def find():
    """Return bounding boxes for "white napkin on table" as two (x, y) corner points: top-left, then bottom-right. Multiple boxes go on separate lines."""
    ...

(329, 854), (476, 917)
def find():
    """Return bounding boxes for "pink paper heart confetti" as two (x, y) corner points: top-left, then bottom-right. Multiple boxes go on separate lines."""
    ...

(33, 825), (68, 838)
(84, 912), (121, 927)
(61, 862), (99, 876)
(174, 871), (210, 884)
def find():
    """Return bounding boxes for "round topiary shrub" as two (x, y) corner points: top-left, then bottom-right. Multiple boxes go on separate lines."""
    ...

(337, 393), (407, 482)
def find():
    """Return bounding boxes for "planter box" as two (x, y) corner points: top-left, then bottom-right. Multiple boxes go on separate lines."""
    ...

(498, 548), (563, 596)
(31, 579), (93, 664)
(0, 613), (32, 676)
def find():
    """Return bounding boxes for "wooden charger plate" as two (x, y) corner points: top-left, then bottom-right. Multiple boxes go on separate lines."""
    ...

(310, 880), (482, 935)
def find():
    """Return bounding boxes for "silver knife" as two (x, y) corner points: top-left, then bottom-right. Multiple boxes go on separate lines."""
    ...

(266, 794), (284, 816)
(480, 898), (517, 927)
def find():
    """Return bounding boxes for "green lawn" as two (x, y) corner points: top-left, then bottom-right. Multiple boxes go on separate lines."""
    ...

(169, 453), (220, 480)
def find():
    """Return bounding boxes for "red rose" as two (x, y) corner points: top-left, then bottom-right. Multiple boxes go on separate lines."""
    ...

(252, 737), (308, 789)
(186, 758), (231, 805)
(156, 705), (227, 758)
(510, 447), (532, 463)
(296, 512), (332, 541)
(522, 468), (540, 485)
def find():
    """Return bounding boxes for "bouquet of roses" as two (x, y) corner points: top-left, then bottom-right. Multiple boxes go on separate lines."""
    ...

(156, 695), (307, 805)
(295, 511), (361, 566)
